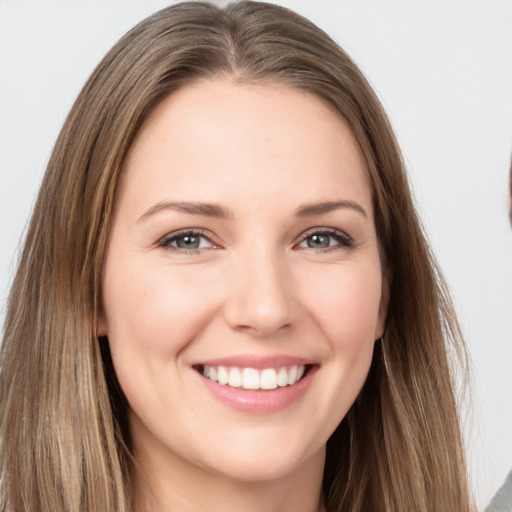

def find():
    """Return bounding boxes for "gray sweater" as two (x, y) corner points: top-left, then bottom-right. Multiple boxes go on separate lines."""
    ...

(486, 470), (512, 512)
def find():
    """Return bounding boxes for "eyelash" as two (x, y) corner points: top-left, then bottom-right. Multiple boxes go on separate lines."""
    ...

(158, 229), (217, 254)
(295, 228), (353, 252)
(158, 228), (353, 254)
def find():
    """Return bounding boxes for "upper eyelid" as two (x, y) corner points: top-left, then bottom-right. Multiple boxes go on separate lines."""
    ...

(297, 226), (351, 240)
(159, 228), (218, 246)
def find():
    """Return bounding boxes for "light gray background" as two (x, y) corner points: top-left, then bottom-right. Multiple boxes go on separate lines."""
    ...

(1, 0), (511, 508)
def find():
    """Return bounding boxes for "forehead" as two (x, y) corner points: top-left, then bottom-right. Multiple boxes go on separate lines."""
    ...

(119, 80), (372, 217)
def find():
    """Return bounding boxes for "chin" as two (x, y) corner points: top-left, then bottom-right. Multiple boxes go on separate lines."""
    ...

(198, 437), (325, 484)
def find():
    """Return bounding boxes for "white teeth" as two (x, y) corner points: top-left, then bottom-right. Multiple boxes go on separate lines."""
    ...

(228, 367), (242, 387)
(277, 367), (288, 387)
(202, 364), (306, 390)
(260, 369), (278, 390)
(217, 366), (228, 385)
(287, 366), (298, 385)
(242, 368), (260, 390)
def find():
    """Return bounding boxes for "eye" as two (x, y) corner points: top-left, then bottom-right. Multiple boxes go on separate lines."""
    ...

(296, 229), (353, 251)
(159, 230), (216, 252)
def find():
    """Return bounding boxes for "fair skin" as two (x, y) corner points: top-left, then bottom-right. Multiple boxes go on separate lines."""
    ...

(99, 80), (388, 512)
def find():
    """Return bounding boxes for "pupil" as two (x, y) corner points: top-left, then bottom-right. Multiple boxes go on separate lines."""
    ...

(308, 234), (329, 248)
(177, 235), (199, 249)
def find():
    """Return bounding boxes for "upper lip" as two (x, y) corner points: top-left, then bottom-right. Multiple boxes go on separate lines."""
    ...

(191, 354), (317, 369)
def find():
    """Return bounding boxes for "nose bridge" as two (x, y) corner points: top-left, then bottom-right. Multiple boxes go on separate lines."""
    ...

(224, 242), (294, 337)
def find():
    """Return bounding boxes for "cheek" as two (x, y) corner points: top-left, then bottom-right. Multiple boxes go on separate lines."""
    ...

(102, 257), (222, 357)
(290, 262), (382, 440)
(101, 260), (224, 426)
(299, 261), (384, 347)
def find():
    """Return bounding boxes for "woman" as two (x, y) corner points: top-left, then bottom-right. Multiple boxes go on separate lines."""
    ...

(0, 2), (472, 511)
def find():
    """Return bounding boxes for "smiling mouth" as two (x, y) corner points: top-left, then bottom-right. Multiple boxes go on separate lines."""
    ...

(194, 364), (312, 390)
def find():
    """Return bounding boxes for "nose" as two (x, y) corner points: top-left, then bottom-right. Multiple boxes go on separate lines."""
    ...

(223, 251), (295, 337)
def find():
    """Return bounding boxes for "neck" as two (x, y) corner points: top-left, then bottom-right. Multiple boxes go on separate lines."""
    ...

(131, 436), (327, 512)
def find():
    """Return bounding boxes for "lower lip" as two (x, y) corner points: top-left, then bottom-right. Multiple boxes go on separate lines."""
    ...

(196, 366), (317, 414)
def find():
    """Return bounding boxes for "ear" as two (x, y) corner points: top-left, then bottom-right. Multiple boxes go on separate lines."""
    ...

(375, 280), (389, 340)
(96, 311), (108, 337)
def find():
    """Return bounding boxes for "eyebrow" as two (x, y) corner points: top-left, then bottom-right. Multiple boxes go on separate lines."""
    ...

(137, 199), (368, 223)
(295, 200), (368, 219)
(137, 201), (232, 222)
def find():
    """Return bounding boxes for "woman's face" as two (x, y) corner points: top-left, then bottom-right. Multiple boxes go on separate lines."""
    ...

(99, 81), (387, 483)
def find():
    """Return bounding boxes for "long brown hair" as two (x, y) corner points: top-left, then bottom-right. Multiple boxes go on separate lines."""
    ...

(0, 2), (471, 511)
